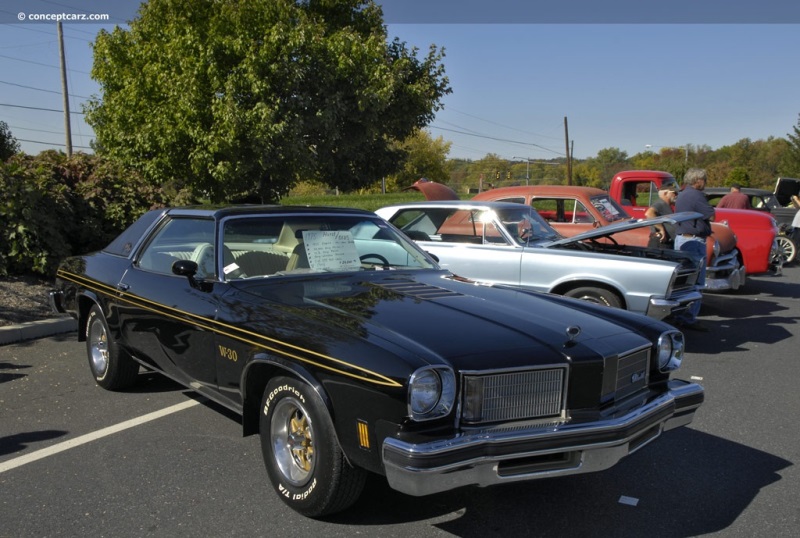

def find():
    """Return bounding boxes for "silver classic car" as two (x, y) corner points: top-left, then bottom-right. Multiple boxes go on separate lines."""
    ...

(376, 201), (703, 320)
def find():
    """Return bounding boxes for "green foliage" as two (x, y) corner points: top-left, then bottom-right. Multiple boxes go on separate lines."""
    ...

(726, 167), (751, 187)
(0, 121), (20, 161)
(86, 0), (451, 203)
(281, 191), (430, 212)
(384, 129), (452, 190)
(0, 152), (163, 277)
(781, 114), (800, 177)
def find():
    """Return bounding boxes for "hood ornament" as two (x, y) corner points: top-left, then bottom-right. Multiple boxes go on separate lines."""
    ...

(566, 325), (581, 343)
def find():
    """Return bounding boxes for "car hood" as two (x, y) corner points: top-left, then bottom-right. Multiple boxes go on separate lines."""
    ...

(231, 271), (656, 371)
(542, 211), (703, 247)
(774, 177), (800, 206)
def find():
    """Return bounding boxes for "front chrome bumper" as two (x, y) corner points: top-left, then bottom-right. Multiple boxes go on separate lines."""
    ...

(647, 290), (703, 320)
(382, 379), (704, 497)
(705, 260), (746, 291)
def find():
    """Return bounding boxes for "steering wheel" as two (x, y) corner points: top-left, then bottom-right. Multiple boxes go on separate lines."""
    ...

(360, 253), (390, 266)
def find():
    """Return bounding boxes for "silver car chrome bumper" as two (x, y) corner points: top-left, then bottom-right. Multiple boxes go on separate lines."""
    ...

(382, 380), (704, 497)
(646, 290), (703, 320)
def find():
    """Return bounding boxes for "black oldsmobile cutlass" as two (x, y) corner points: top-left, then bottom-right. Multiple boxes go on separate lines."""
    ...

(50, 205), (704, 517)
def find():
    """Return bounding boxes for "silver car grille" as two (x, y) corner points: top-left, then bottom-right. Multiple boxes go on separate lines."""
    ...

(671, 265), (699, 292)
(461, 367), (566, 425)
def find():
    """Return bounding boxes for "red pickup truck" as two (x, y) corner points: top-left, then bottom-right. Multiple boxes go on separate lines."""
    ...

(608, 170), (780, 275)
(472, 185), (745, 291)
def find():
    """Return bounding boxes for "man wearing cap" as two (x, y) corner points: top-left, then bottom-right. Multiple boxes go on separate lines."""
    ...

(673, 168), (715, 331)
(716, 184), (752, 209)
(645, 182), (678, 248)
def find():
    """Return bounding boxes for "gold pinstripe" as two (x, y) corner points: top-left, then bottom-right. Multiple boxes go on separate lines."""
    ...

(57, 269), (402, 388)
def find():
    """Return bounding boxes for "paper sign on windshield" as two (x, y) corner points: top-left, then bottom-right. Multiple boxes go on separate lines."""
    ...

(302, 230), (360, 271)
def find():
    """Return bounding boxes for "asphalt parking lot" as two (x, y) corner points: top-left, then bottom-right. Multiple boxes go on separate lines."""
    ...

(2, 266), (799, 537)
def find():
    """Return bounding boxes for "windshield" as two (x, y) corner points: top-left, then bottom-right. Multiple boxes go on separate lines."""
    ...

(590, 194), (630, 223)
(220, 214), (436, 279)
(494, 206), (561, 245)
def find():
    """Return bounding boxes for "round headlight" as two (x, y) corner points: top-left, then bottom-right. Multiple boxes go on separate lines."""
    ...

(657, 331), (684, 372)
(410, 369), (441, 415)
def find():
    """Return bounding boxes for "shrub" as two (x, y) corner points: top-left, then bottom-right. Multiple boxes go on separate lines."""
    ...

(0, 152), (164, 277)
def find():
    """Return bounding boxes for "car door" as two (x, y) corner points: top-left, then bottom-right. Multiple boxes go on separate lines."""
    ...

(117, 216), (221, 389)
(415, 209), (523, 286)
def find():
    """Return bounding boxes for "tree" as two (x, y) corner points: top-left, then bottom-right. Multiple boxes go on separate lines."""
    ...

(726, 167), (751, 187)
(780, 114), (800, 178)
(383, 129), (451, 191)
(85, 0), (450, 202)
(0, 121), (20, 161)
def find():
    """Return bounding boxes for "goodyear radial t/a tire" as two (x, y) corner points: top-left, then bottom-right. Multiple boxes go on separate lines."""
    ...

(563, 286), (623, 309)
(260, 376), (366, 517)
(85, 304), (139, 390)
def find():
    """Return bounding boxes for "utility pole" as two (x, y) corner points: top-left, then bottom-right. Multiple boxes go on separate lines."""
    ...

(564, 116), (572, 185)
(57, 21), (73, 157)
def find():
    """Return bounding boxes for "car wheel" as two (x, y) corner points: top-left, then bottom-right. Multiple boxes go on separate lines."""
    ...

(776, 235), (797, 264)
(85, 304), (139, 390)
(260, 376), (366, 517)
(563, 286), (623, 309)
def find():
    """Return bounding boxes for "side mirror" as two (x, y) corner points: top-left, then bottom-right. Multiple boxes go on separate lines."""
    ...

(172, 259), (198, 278)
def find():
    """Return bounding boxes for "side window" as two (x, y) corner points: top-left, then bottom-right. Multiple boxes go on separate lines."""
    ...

(571, 200), (595, 224)
(138, 218), (216, 276)
(530, 198), (559, 222)
(495, 196), (526, 205)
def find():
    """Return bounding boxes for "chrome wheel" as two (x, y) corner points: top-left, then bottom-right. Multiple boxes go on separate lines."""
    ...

(88, 315), (109, 378)
(85, 304), (139, 390)
(270, 397), (315, 486)
(776, 235), (796, 264)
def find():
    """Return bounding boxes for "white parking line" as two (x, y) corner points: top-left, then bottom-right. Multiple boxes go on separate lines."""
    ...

(0, 399), (201, 474)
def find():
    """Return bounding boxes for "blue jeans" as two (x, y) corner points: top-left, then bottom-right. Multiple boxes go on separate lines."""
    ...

(673, 235), (706, 324)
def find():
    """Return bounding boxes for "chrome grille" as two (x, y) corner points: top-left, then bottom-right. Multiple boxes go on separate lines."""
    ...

(461, 367), (566, 425)
(671, 266), (699, 292)
(613, 348), (650, 400)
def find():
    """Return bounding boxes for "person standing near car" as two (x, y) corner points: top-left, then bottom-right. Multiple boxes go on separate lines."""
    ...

(716, 184), (752, 209)
(645, 183), (678, 248)
(673, 168), (715, 331)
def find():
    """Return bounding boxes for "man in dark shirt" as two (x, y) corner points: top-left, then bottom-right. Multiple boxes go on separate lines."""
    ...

(716, 184), (752, 209)
(673, 168), (715, 331)
(645, 182), (678, 248)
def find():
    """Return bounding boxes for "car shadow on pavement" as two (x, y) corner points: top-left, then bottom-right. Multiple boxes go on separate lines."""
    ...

(329, 428), (790, 537)
(0, 430), (68, 457)
(0, 361), (31, 383)
(687, 293), (799, 355)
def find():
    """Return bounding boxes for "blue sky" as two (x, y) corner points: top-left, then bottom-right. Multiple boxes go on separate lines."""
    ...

(1, 1), (799, 161)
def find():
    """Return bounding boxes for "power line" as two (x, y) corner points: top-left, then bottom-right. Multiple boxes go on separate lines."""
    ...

(9, 125), (92, 137)
(0, 80), (91, 100)
(0, 53), (91, 75)
(16, 138), (92, 150)
(0, 103), (85, 114)
(430, 124), (565, 156)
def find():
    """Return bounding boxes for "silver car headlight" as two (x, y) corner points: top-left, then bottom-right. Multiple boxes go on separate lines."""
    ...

(711, 238), (721, 258)
(657, 330), (685, 372)
(408, 366), (456, 421)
